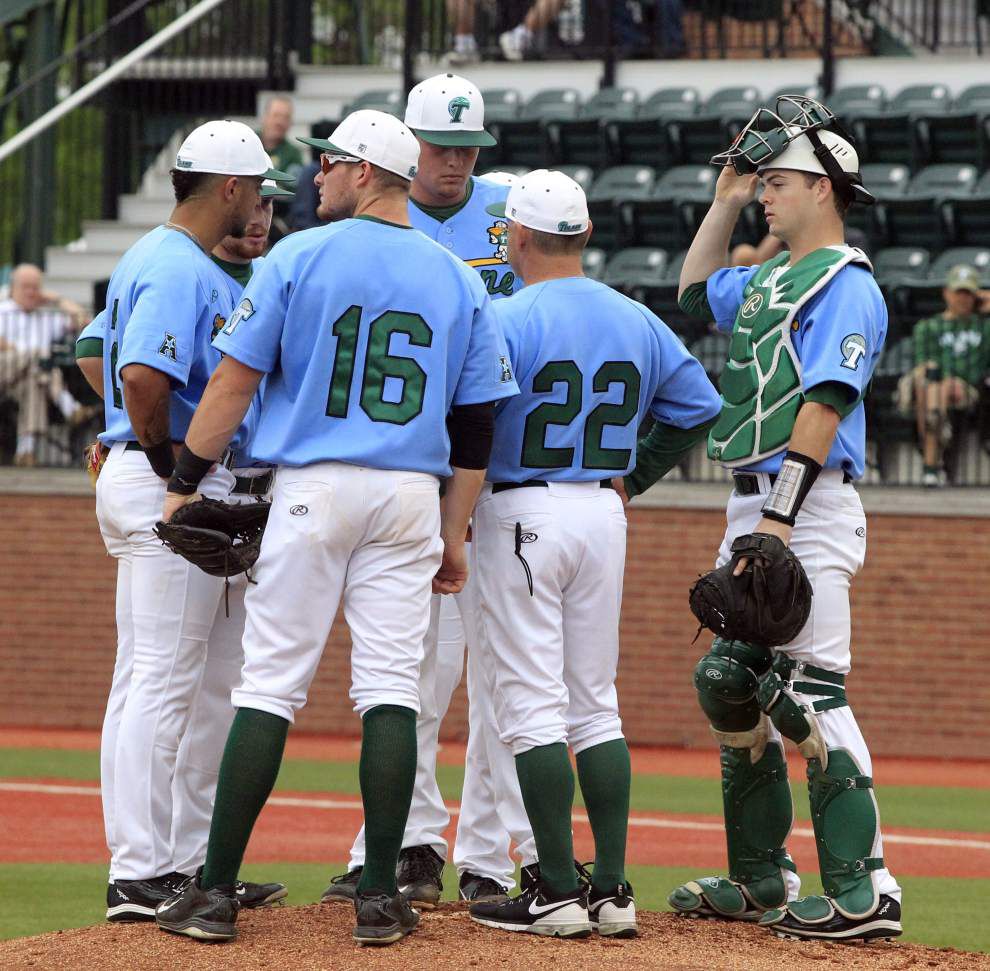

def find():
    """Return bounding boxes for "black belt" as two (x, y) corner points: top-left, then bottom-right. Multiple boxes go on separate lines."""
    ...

(232, 470), (274, 495)
(733, 470), (851, 496)
(122, 441), (234, 470)
(491, 479), (615, 494)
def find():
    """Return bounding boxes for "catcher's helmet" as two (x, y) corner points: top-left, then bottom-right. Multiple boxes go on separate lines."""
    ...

(711, 95), (875, 207)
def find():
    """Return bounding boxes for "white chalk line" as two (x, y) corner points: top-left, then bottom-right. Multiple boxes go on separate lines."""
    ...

(1, 781), (988, 852)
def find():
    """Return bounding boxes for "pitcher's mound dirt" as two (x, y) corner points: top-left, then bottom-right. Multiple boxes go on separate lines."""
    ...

(1, 903), (985, 971)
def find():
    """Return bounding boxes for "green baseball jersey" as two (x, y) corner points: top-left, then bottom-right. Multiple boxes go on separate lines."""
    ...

(912, 314), (990, 387)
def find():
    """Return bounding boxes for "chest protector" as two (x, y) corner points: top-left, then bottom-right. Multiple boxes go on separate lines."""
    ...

(708, 245), (872, 467)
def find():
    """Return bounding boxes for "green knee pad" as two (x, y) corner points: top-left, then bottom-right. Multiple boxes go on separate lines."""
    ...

(807, 748), (883, 919)
(694, 638), (773, 735)
(720, 740), (795, 908)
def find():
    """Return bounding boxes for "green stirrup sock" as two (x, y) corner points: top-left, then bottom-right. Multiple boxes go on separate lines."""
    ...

(201, 707), (289, 889)
(515, 743), (578, 895)
(357, 705), (418, 896)
(575, 738), (631, 890)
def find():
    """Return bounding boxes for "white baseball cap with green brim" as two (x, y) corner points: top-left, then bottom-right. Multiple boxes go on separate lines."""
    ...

(404, 73), (496, 148)
(175, 120), (293, 180)
(298, 109), (420, 181)
(261, 178), (295, 199)
(486, 168), (589, 235)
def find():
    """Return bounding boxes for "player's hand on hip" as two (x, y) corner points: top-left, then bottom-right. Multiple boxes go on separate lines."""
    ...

(612, 477), (630, 506)
(433, 538), (468, 595)
(733, 516), (793, 576)
(162, 491), (201, 523)
(714, 165), (759, 212)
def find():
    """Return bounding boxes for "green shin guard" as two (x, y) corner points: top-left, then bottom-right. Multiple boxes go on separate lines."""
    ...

(670, 640), (795, 920)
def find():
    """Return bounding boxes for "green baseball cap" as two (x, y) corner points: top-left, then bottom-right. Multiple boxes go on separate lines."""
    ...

(261, 178), (295, 199)
(946, 264), (980, 292)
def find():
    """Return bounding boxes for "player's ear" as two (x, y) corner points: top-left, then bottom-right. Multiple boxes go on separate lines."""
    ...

(220, 175), (239, 202)
(584, 221), (594, 245)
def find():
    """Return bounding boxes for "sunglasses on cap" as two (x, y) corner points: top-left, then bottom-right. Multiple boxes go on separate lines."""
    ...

(320, 152), (362, 174)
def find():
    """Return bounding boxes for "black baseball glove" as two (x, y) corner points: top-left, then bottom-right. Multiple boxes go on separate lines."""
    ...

(154, 496), (270, 580)
(689, 533), (812, 647)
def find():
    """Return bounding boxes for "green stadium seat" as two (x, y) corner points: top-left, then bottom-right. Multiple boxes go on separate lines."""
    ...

(488, 88), (582, 169)
(873, 165), (978, 250)
(859, 163), (912, 198)
(639, 87), (703, 119)
(618, 166), (714, 251)
(603, 116), (677, 169)
(690, 332), (731, 381)
(872, 247), (931, 286)
(909, 163), (980, 196)
(891, 281), (946, 329)
(344, 89), (404, 116)
(481, 88), (524, 118)
(586, 165), (656, 252)
(851, 84), (953, 167)
(866, 335), (917, 478)
(829, 84), (886, 123)
(914, 84), (990, 167)
(667, 86), (761, 165)
(556, 164), (595, 192)
(545, 89), (637, 168)
(929, 247), (990, 283)
(941, 170), (990, 245)
(603, 247), (669, 291)
(582, 246), (607, 281)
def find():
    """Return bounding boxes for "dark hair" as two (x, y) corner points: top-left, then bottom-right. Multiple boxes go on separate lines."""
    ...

(170, 169), (215, 204)
(802, 172), (850, 219)
(529, 227), (588, 256)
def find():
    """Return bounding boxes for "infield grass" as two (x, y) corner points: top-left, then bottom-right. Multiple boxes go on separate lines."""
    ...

(2, 747), (987, 833)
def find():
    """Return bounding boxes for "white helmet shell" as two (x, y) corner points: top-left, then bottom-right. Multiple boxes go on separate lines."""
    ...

(757, 126), (860, 178)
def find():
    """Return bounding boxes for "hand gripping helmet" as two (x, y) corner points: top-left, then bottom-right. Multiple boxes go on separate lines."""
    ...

(711, 95), (875, 207)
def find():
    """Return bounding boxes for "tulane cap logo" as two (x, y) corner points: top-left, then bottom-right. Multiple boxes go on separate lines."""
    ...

(448, 96), (471, 124)
(557, 220), (582, 233)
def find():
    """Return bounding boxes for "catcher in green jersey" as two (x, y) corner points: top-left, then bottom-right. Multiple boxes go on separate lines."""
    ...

(668, 96), (903, 943)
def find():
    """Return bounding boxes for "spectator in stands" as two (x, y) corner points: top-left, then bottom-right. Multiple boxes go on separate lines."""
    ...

(906, 264), (990, 487)
(447, 0), (479, 64)
(0, 264), (88, 466)
(258, 95), (303, 178)
(289, 120), (335, 232)
(499, 0), (569, 59)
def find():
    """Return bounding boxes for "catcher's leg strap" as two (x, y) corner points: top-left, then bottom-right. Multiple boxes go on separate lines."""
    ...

(694, 638), (774, 746)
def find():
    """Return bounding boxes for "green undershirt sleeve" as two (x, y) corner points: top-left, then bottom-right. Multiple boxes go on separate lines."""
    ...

(677, 280), (713, 320)
(624, 414), (719, 500)
(805, 380), (858, 419)
(75, 337), (103, 360)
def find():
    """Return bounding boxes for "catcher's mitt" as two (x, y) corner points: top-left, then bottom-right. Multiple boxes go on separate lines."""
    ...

(85, 441), (109, 488)
(154, 497), (270, 580)
(689, 533), (812, 647)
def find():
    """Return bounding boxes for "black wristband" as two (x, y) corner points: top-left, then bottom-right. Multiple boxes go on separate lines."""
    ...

(761, 450), (823, 526)
(144, 439), (176, 480)
(168, 446), (214, 495)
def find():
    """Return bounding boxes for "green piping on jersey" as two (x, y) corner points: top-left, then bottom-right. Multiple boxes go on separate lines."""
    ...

(708, 245), (872, 467)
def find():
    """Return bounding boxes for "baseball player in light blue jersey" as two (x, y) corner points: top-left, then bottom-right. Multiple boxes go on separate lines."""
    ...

(306, 74), (534, 909)
(153, 109), (518, 948)
(668, 96), (902, 944)
(467, 171), (722, 940)
(94, 121), (291, 923)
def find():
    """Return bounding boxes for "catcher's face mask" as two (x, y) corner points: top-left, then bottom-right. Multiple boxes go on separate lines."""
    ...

(711, 96), (875, 207)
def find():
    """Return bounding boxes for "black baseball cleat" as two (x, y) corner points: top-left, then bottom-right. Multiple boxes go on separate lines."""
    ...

(470, 879), (592, 938)
(156, 877), (239, 941)
(190, 865), (286, 909)
(397, 844), (444, 909)
(353, 889), (420, 945)
(588, 881), (638, 938)
(459, 872), (510, 903)
(106, 872), (187, 922)
(759, 893), (903, 942)
(520, 860), (590, 893)
(321, 865), (362, 903)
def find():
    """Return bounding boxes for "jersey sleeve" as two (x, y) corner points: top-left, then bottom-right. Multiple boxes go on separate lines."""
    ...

(75, 309), (106, 359)
(211, 252), (287, 373)
(648, 313), (723, 428)
(706, 265), (759, 332)
(799, 265), (887, 399)
(116, 259), (202, 388)
(451, 292), (520, 406)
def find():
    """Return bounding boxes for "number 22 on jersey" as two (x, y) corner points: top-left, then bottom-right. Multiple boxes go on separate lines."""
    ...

(325, 305), (433, 426)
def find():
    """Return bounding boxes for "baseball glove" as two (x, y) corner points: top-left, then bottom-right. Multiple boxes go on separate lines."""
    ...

(154, 497), (270, 580)
(689, 533), (812, 647)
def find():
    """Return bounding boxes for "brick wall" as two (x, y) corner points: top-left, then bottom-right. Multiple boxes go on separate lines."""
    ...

(2, 493), (988, 758)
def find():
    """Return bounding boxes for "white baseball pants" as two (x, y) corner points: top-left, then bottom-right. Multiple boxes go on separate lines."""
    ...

(720, 470), (900, 900)
(96, 441), (233, 881)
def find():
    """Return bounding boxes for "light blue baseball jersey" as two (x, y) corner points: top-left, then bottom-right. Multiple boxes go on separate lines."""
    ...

(212, 215), (519, 475)
(99, 226), (235, 445)
(707, 261), (887, 479)
(409, 177), (523, 300)
(488, 277), (722, 483)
